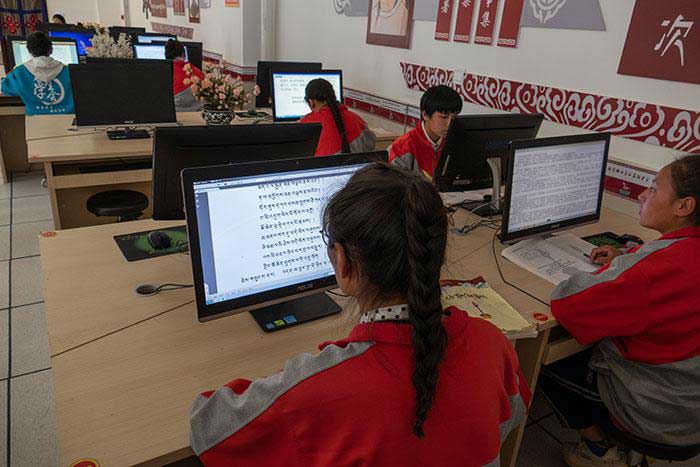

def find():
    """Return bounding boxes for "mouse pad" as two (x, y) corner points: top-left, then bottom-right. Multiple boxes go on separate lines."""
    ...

(114, 226), (189, 262)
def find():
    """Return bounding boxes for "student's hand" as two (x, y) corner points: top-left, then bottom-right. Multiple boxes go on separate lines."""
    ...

(590, 246), (622, 265)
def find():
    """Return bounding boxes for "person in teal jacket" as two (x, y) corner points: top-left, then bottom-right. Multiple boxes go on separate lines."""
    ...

(1, 31), (74, 115)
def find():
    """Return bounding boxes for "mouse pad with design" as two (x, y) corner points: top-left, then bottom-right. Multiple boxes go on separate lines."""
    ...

(114, 226), (189, 262)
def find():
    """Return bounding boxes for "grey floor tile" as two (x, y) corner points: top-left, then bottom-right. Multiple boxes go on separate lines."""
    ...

(10, 370), (59, 467)
(0, 309), (7, 379)
(0, 381), (7, 464)
(0, 225), (9, 260)
(0, 181), (10, 200)
(11, 221), (53, 259)
(11, 304), (50, 377)
(0, 261), (8, 309)
(0, 198), (9, 225)
(10, 256), (44, 307)
(11, 196), (52, 225)
(517, 425), (567, 467)
(11, 171), (46, 199)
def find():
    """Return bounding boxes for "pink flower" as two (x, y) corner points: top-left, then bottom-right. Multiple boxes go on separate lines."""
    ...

(183, 78), (191, 85)
(233, 87), (241, 97)
(218, 93), (226, 100)
(191, 76), (200, 84)
(201, 79), (212, 89)
(218, 85), (226, 92)
(254, 84), (261, 96)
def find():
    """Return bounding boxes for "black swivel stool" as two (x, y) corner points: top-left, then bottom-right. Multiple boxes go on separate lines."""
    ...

(600, 417), (700, 466)
(86, 190), (149, 222)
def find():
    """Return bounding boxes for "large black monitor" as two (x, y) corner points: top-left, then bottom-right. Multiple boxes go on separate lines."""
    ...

(108, 26), (146, 43)
(255, 61), (322, 109)
(69, 60), (176, 138)
(5, 36), (78, 71)
(435, 113), (544, 215)
(181, 152), (388, 329)
(152, 123), (324, 220)
(500, 133), (610, 244)
(46, 24), (95, 56)
(271, 70), (343, 122)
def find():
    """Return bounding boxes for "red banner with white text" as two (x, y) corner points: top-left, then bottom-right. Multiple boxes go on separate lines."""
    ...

(454, 0), (477, 43)
(435, 0), (455, 41)
(474, 0), (501, 45)
(497, 0), (525, 47)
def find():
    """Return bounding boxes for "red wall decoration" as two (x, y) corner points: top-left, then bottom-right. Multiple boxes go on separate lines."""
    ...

(434, 0), (455, 41)
(150, 0), (167, 18)
(400, 61), (700, 154)
(454, 0), (477, 43)
(474, 0), (501, 45)
(618, 0), (699, 86)
(497, 0), (525, 48)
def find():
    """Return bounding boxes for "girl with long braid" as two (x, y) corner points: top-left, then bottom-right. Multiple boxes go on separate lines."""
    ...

(300, 78), (376, 156)
(190, 163), (531, 466)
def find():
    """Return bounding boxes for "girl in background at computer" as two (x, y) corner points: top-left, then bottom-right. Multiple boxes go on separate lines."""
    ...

(52, 13), (66, 24)
(190, 163), (531, 466)
(540, 155), (700, 466)
(300, 78), (375, 156)
(166, 39), (204, 112)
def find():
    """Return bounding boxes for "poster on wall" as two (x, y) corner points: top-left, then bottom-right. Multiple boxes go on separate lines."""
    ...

(334, 0), (436, 20)
(150, 0), (167, 18)
(521, 0), (605, 31)
(225, 0), (240, 6)
(434, 0), (454, 41)
(453, 0), (477, 43)
(200, 0), (211, 8)
(366, 0), (415, 49)
(474, 0), (501, 45)
(189, 0), (200, 23)
(497, 0), (525, 47)
(173, 0), (185, 15)
(618, 0), (699, 86)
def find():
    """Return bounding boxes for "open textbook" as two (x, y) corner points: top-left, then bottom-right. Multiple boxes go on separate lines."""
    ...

(441, 278), (537, 339)
(501, 233), (598, 285)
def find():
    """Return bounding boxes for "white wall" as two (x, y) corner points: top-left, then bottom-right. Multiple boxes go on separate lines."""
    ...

(96, 0), (124, 27)
(47, 0), (99, 24)
(274, 0), (700, 171)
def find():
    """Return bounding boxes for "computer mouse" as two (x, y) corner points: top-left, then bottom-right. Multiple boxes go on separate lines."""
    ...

(147, 230), (172, 250)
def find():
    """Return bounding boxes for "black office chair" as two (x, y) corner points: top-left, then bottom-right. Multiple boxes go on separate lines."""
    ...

(600, 417), (700, 466)
(86, 190), (149, 222)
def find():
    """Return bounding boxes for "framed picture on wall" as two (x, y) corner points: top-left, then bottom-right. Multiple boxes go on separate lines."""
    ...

(189, 0), (200, 23)
(366, 0), (414, 49)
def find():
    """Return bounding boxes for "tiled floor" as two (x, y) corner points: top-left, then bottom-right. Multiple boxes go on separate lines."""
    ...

(1, 171), (699, 467)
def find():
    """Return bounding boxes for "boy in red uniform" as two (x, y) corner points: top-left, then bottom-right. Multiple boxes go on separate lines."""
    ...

(190, 163), (531, 466)
(166, 39), (204, 112)
(388, 85), (462, 180)
(541, 155), (700, 466)
(300, 78), (375, 156)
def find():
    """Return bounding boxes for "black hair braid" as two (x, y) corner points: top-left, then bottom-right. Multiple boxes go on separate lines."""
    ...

(403, 178), (448, 437)
(305, 78), (350, 153)
(328, 98), (351, 154)
(670, 155), (700, 226)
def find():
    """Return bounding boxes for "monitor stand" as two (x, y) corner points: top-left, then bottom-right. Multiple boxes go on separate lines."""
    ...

(249, 292), (342, 333)
(107, 128), (151, 140)
(465, 157), (502, 217)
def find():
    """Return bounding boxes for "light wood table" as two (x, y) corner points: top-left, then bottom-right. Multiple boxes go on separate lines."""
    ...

(27, 111), (400, 230)
(40, 202), (654, 466)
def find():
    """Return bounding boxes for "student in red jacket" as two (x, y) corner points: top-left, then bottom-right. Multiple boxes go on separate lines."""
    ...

(166, 39), (204, 112)
(190, 163), (531, 466)
(299, 78), (375, 156)
(540, 155), (700, 466)
(388, 85), (462, 180)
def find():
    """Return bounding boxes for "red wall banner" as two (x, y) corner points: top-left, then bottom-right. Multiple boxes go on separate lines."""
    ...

(474, 0), (501, 45)
(435, 0), (455, 41)
(497, 0), (525, 48)
(618, 0), (699, 85)
(454, 0), (478, 43)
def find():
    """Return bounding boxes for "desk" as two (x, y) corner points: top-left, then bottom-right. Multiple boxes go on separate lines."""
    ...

(27, 111), (400, 230)
(40, 203), (653, 466)
(0, 94), (26, 180)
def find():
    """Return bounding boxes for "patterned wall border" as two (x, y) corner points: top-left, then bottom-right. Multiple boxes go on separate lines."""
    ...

(399, 61), (700, 155)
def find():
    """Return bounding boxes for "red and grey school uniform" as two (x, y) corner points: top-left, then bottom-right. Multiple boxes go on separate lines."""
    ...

(544, 226), (700, 447)
(388, 123), (443, 180)
(172, 59), (204, 112)
(190, 307), (531, 466)
(299, 105), (376, 157)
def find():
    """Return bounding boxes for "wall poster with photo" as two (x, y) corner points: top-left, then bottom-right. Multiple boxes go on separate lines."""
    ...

(366, 0), (415, 49)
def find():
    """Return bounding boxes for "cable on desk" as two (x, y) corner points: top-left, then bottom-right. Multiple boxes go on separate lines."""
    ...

(50, 298), (196, 359)
(491, 229), (550, 308)
(135, 283), (193, 296)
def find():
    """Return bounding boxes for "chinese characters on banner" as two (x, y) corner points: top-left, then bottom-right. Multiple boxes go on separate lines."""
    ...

(150, 0), (167, 18)
(225, 0), (240, 6)
(474, 0), (501, 45)
(618, 0), (698, 85)
(435, 0), (454, 40)
(454, 0), (477, 43)
(497, 0), (525, 47)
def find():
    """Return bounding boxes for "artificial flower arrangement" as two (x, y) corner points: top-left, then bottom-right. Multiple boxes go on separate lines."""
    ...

(183, 61), (250, 111)
(85, 29), (134, 59)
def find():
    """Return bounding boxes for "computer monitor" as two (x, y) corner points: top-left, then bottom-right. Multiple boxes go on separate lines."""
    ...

(271, 70), (343, 122)
(69, 60), (176, 138)
(152, 123), (323, 220)
(499, 133), (610, 244)
(255, 61), (322, 109)
(108, 26), (146, 43)
(180, 41), (202, 70)
(136, 32), (176, 44)
(133, 43), (166, 60)
(435, 113), (545, 215)
(47, 25), (95, 56)
(181, 151), (388, 329)
(5, 36), (78, 71)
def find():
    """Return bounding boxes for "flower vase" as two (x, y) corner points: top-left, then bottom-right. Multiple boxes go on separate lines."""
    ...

(201, 105), (235, 125)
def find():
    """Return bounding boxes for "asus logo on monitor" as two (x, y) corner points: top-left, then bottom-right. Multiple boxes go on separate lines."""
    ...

(125, 120), (135, 124)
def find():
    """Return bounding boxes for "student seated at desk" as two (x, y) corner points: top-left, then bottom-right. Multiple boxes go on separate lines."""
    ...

(388, 85), (462, 180)
(299, 78), (375, 156)
(540, 155), (700, 466)
(190, 163), (531, 466)
(167, 39), (204, 112)
(1, 32), (74, 115)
